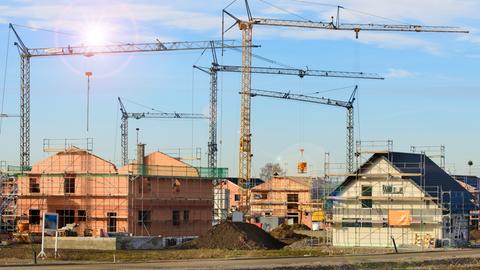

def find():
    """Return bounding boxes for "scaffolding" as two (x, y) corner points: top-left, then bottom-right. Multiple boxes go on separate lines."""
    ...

(43, 138), (94, 153)
(410, 145), (446, 169)
(322, 147), (474, 248)
(7, 146), (227, 242)
(0, 169), (17, 232)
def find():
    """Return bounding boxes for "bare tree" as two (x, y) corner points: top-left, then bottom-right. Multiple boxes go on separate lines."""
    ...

(259, 163), (285, 181)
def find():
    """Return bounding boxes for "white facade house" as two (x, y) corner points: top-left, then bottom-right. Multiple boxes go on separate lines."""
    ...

(330, 152), (474, 248)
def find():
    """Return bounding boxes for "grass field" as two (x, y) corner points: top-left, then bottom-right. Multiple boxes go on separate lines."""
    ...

(1, 244), (480, 270)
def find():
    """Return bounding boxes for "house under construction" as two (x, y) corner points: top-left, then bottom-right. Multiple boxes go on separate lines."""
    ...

(11, 144), (226, 241)
(250, 177), (314, 227)
(328, 152), (475, 247)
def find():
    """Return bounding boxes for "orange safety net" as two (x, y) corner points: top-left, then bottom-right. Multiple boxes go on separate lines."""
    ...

(388, 210), (411, 226)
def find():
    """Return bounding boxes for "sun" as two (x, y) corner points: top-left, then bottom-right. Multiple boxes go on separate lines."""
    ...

(83, 23), (110, 46)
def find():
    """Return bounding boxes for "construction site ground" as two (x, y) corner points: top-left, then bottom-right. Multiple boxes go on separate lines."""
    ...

(1, 245), (480, 269)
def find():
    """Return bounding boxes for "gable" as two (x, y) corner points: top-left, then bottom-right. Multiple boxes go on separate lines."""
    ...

(252, 177), (310, 192)
(29, 149), (117, 174)
(331, 151), (475, 212)
(118, 151), (199, 177)
(144, 151), (192, 167)
(333, 157), (427, 198)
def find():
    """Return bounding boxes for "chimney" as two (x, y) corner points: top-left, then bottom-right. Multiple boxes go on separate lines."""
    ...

(136, 143), (145, 175)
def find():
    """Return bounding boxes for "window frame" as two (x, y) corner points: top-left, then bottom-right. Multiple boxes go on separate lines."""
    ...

(138, 210), (152, 226)
(64, 177), (75, 194)
(57, 209), (75, 228)
(361, 199), (373, 208)
(287, 193), (299, 203)
(383, 185), (404, 194)
(254, 193), (268, 200)
(361, 185), (372, 196)
(107, 212), (117, 232)
(78, 210), (87, 222)
(29, 209), (41, 225)
(172, 210), (180, 226)
(29, 178), (40, 193)
(183, 210), (190, 223)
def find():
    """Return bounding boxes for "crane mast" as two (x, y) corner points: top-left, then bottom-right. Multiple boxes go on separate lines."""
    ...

(193, 42), (221, 173)
(223, 0), (468, 214)
(238, 22), (254, 211)
(118, 97), (207, 166)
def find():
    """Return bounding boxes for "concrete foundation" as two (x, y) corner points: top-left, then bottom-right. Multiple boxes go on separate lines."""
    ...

(44, 235), (198, 250)
(44, 237), (116, 250)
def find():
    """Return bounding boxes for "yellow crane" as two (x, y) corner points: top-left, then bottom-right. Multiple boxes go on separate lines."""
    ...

(223, 0), (469, 214)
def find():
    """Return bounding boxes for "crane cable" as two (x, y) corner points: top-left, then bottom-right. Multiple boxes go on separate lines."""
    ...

(261, 0), (411, 25)
(0, 27), (11, 135)
(257, 0), (310, 21)
(123, 98), (166, 114)
(113, 100), (120, 164)
(191, 66), (195, 158)
(227, 47), (295, 69)
(11, 23), (76, 36)
(307, 85), (358, 95)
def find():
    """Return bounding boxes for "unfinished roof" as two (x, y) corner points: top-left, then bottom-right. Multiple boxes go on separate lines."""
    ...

(332, 152), (475, 212)
(456, 180), (478, 194)
(118, 151), (199, 177)
(29, 147), (117, 174)
(144, 151), (192, 167)
(226, 177), (264, 188)
(452, 175), (480, 189)
(252, 176), (311, 192)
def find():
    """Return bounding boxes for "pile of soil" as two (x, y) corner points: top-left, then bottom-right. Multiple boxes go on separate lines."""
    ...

(187, 222), (285, 250)
(270, 224), (310, 241)
(286, 237), (326, 250)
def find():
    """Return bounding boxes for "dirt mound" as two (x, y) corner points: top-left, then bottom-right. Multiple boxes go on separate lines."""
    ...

(187, 222), (285, 250)
(270, 224), (309, 241)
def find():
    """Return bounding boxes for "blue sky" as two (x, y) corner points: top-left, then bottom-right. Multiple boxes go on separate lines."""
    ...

(0, 0), (479, 176)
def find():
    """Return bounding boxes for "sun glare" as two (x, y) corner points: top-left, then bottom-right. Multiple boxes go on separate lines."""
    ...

(83, 24), (110, 46)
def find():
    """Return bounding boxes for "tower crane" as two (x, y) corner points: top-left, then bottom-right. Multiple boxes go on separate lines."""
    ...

(8, 23), (251, 170)
(242, 86), (357, 172)
(195, 60), (382, 212)
(194, 57), (379, 170)
(223, 0), (468, 214)
(118, 97), (208, 166)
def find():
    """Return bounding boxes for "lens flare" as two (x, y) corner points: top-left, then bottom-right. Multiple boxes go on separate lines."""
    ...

(83, 23), (110, 46)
